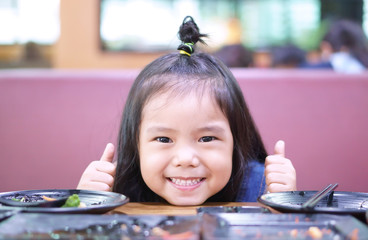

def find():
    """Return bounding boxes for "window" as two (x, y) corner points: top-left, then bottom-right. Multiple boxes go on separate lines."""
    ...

(100, 0), (321, 52)
(0, 0), (59, 44)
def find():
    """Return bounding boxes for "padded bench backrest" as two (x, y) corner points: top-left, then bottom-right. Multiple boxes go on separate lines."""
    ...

(0, 69), (367, 193)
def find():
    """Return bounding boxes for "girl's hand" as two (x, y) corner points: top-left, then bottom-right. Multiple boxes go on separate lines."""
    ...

(77, 143), (116, 191)
(265, 140), (296, 192)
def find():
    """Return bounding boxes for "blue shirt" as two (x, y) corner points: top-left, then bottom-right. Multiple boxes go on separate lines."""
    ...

(236, 160), (266, 202)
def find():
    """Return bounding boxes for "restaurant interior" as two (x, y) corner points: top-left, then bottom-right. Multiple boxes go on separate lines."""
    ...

(0, 0), (368, 238)
(0, 0), (367, 69)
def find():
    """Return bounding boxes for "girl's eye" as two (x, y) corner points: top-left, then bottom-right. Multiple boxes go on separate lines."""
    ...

(199, 136), (216, 142)
(155, 137), (172, 143)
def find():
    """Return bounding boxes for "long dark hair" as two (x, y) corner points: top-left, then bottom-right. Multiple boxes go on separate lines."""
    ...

(113, 16), (267, 202)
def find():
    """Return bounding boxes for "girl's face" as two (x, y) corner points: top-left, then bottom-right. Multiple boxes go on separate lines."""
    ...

(138, 90), (233, 205)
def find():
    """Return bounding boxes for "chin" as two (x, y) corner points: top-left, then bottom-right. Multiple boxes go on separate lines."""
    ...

(166, 197), (208, 206)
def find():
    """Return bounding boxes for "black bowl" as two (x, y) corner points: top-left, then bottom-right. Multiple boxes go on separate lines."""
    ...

(258, 191), (368, 222)
(0, 189), (129, 214)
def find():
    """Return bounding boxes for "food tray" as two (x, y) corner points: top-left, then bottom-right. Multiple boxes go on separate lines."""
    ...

(1, 211), (367, 239)
(197, 206), (271, 214)
(0, 213), (200, 239)
(202, 213), (368, 239)
(0, 209), (19, 223)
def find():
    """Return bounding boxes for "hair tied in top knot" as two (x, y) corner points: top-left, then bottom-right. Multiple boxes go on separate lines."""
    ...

(177, 16), (208, 57)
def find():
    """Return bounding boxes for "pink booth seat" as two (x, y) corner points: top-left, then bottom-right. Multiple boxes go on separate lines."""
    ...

(0, 69), (367, 193)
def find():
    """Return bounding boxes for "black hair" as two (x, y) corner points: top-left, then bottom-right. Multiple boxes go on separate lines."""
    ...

(113, 16), (267, 202)
(271, 44), (306, 68)
(214, 44), (253, 68)
(323, 19), (368, 68)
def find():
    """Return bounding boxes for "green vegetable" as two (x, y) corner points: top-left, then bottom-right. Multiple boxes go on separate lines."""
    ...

(61, 194), (80, 208)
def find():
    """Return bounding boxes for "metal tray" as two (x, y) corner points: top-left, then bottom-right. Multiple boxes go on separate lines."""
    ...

(197, 206), (271, 214)
(0, 189), (129, 214)
(0, 209), (19, 223)
(0, 213), (200, 239)
(0, 211), (367, 239)
(202, 213), (368, 239)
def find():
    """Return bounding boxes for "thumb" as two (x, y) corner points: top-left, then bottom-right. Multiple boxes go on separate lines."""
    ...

(274, 140), (285, 157)
(100, 143), (115, 162)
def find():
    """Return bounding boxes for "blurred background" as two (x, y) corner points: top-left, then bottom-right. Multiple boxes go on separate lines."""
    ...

(0, 0), (367, 69)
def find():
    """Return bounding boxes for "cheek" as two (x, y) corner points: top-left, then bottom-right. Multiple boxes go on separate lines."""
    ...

(204, 149), (233, 182)
(139, 150), (169, 195)
(139, 146), (167, 179)
(217, 147), (233, 184)
(139, 149), (152, 176)
(139, 155), (157, 189)
(214, 157), (232, 179)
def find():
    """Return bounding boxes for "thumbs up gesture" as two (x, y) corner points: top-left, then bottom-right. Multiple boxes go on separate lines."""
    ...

(77, 143), (116, 191)
(264, 140), (296, 192)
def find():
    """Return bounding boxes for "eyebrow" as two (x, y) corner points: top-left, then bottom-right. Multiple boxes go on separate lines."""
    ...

(145, 124), (226, 134)
(197, 125), (226, 134)
(145, 126), (176, 133)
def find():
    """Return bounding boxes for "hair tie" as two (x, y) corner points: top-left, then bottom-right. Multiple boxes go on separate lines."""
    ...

(178, 42), (194, 56)
(179, 50), (191, 57)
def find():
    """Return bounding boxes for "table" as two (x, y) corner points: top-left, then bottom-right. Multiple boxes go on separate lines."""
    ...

(111, 202), (269, 215)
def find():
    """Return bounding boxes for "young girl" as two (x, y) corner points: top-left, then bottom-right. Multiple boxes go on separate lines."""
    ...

(77, 16), (296, 205)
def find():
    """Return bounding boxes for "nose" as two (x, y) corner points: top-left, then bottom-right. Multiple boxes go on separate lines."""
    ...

(172, 143), (200, 168)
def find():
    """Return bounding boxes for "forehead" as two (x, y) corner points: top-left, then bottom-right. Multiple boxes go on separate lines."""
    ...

(142, 89), (218, 114)
(140, 90), (231, 138)
(143, 74), (217, 107)
(138, 74), (231, 127)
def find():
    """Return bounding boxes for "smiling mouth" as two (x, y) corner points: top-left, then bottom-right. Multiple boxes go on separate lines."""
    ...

(168, 178), (205, 186)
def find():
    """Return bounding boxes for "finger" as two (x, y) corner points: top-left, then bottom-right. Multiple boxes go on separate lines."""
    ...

(90, 171), (115, 188)
(274, 140), (285, 157)
(94, 161), (116, 176)
(100, 143), (115, 163)
(266, 171), (297, 191)
(264, 164), (290, 175)
(266, 171), (291, 184)
(265, 155), (292, 166)
(266, 159), (296, 176)
(79, 181), (112, 192)
(77, 164), (114, 190)
(267, 183), (292, 193)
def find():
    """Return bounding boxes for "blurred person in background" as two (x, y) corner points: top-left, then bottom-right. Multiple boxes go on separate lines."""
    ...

(213, 18), (254, 68)
(271, 44), (307, 68)
(303, 19), (368, 73)
(214, 44), (253, 68)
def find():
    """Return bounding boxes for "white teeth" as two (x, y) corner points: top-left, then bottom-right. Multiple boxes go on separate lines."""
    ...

(170, 178), (202, 186)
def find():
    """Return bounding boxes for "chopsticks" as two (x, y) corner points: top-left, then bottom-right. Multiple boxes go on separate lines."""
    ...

(302, 183), (338, 209)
